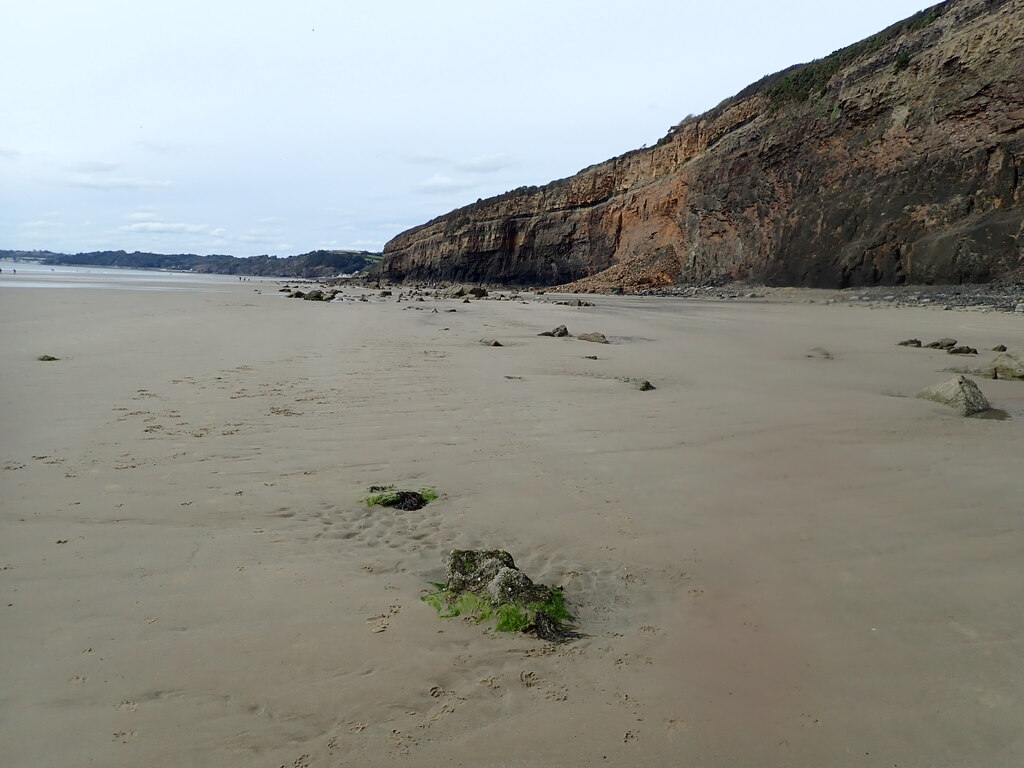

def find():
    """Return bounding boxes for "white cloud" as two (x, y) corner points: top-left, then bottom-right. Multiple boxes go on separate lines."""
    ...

(403, 153), (514, 174)
(127, 211), (160, 221)
(455, 154), (514, 174)
(66, 160), (119, 173)
(135, 140), (183, 155)
(24, 219), (65, 228)
(403, 152), (447, 166)
(414, 174), (475, 195)
(239, 232), (277, 243)
(120, 221), (206, 233)
(71, 175), (172, 190)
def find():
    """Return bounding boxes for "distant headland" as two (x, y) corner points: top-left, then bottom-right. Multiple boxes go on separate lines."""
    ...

(0, 248), (381, 279)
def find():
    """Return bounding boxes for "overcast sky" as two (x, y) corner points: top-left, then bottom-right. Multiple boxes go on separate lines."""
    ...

(1, 0), (934, 257)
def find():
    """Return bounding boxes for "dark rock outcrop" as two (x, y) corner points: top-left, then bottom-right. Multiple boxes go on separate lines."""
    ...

(378, 0), (1023, 290)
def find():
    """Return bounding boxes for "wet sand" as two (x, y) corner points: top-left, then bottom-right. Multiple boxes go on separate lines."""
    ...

(2, 280), (1023, 766)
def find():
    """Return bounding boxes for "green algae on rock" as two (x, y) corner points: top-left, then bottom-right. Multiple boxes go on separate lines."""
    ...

(422, 549), (577, 642)
(362, 485), (438, 511)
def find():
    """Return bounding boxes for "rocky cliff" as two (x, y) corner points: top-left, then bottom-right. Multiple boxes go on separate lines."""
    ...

(379, 0), (1024, 289)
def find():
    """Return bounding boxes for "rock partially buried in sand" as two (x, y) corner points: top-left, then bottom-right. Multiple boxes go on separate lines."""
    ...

(422, 549), (577, 642)
(967, 350), (1024, 381)
(925, 338), (958, 350)
(947, 345), (978, 355)
(806, 347), (833, 359)
(898, 339), (922, 347)
(915, 375), (990, 416)
(363, 485), (438, 511)
(619, 377), (656, 391)
(578, 332), (609, 344)
(479, 339), (503, 347)
(538, 325), (571, 337)
(950, 350), (1024, 381)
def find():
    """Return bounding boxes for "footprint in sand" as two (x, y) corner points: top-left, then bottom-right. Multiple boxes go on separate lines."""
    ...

(368, 604), (401, 633)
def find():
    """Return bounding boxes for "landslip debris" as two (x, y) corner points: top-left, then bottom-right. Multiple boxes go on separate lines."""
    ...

(422, 549), (578, 642)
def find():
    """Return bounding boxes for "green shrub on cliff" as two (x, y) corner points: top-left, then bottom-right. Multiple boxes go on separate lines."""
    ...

(765, 5), (943, 105)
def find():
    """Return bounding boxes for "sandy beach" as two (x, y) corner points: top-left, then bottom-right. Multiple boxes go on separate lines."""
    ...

(2, 274), (1023, 767)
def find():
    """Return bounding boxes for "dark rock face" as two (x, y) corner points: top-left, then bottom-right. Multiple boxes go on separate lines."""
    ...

(378, 0), (1024, 290)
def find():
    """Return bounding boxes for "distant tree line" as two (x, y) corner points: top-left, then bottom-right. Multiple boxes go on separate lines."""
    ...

(0, 249), (381, 278)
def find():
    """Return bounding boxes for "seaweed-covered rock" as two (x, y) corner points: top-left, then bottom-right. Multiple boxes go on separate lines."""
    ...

(446, 549), (517, 593)
(363, 485), (438, 511)
(426, 549), (576, 642)
(618, 377), (656, 391)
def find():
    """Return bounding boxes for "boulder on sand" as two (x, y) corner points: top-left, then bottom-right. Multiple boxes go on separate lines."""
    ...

(915, 375), (990, 416)
(422, 549), (576, 642)
(982, 350), (1024, 380)
(538, 325), (571, 337)
(577, 332), (609, 344)
(952, 350), (1024, 380)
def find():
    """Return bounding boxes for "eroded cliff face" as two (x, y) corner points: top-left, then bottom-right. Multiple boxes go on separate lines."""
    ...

(380, 0), (1024, 289)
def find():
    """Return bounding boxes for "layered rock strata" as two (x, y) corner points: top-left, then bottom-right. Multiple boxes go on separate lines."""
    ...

(379, 0), (1024, 289)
